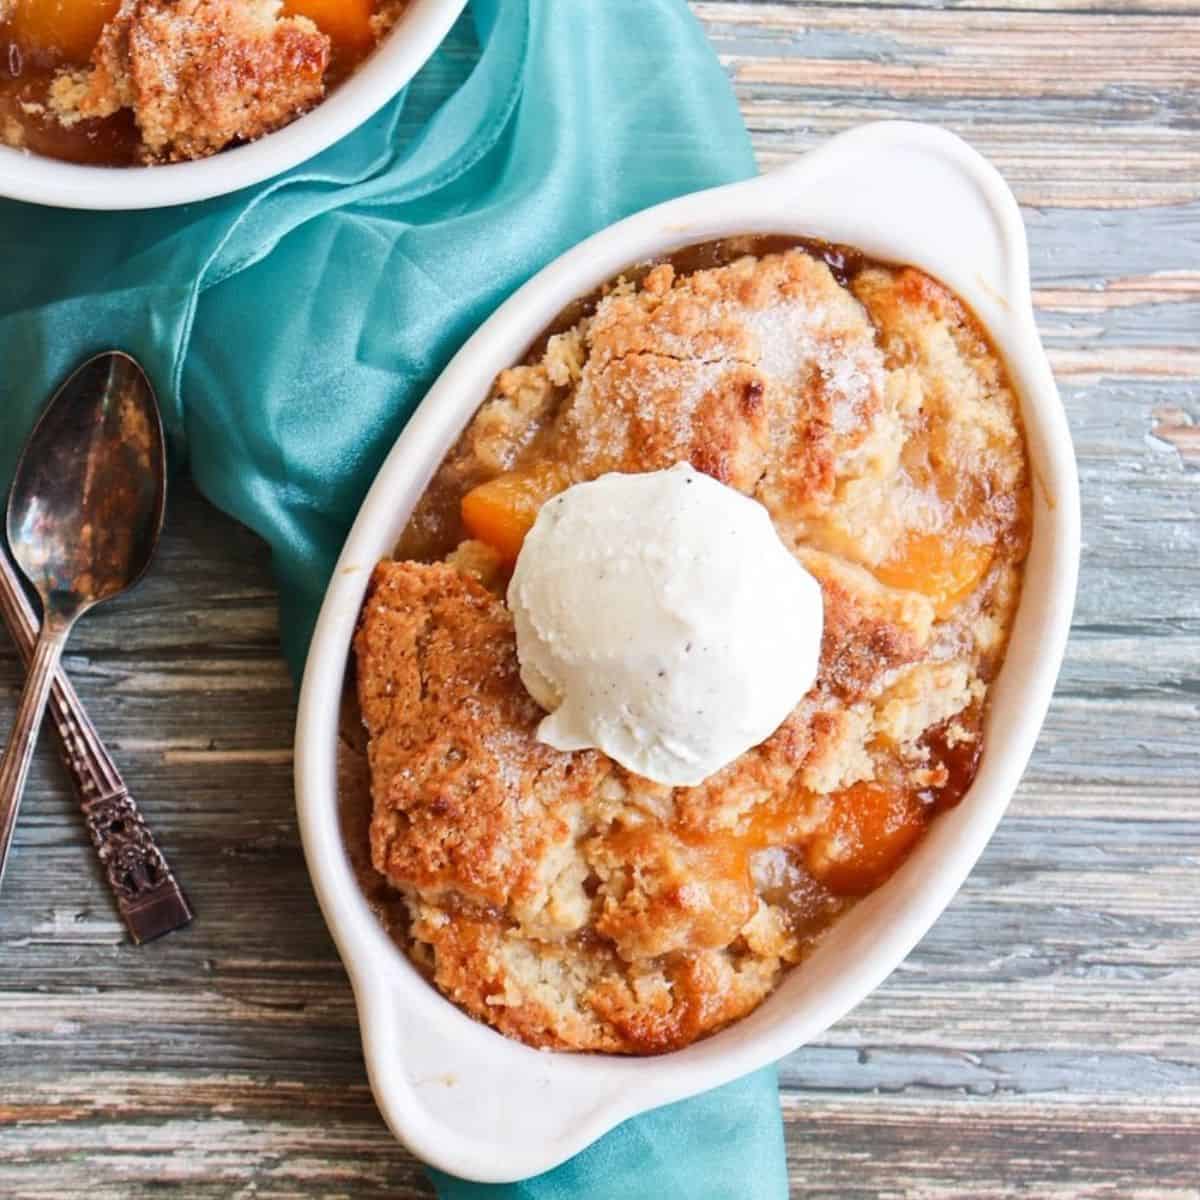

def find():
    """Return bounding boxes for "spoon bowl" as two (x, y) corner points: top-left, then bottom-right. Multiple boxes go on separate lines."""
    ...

(0, 352), (166, 890)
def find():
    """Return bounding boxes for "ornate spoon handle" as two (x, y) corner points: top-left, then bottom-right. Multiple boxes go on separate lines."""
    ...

(0, 545), (192, 943)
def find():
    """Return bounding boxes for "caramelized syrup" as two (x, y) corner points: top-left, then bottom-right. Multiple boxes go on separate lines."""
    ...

(919, 708), (985, 814)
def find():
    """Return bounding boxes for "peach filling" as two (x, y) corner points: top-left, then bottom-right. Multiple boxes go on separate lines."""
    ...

(283, 0), (376, 51)
(673, 783), (926, 914)
(7, 0), (119, 63)
(805, 783), (927, 896)
(875, 531), (993, 620)
(461, 463), (570, 566)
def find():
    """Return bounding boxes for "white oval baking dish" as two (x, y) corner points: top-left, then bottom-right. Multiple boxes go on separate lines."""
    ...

(295, 121), (1080, 1184)
(0, 0), (466, 210)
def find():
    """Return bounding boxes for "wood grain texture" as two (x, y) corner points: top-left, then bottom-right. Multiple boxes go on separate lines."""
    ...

(1, 1), (1198, 1196)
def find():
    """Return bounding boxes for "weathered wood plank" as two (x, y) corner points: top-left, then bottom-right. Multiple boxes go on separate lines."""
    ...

(717, 0), (1200, 12)
(779, 1096), (1200, 1200)
(5, 1082), (1200, 1199)
(697, 1), (1200, 205)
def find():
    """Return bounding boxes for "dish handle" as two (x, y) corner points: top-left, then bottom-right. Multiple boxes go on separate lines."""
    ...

(352, 968), (643, 1183)
(751, 121), (1033, 334)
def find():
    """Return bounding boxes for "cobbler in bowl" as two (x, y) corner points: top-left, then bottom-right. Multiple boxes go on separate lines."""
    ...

(0, 0), (409, 164)
(343, 236), (1031, 1055)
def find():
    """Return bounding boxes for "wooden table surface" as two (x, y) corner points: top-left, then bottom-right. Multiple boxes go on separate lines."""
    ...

(2, 3), (1197, 1196)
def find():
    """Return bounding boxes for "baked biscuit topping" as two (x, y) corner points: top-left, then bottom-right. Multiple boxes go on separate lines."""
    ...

(49, 0), (329, 162)
(353, 238), (1031, 1054)
(1, 0), (407, 164)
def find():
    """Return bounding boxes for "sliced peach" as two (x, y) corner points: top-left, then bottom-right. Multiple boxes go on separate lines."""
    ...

(875, 531), (992, 619)
(283, 0), (375, 52)
(805, 783), (926, 897)
(461, 462), (569, 565)
(8, 0), (120, 64)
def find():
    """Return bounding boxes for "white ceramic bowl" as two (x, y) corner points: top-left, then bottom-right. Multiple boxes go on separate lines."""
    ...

(295, 121), (1080, 1183)
(0, 0), (466, 210)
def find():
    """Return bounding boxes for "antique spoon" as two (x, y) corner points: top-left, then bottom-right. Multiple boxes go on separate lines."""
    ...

(0, 544), (192, 940)
(0, 352), (167, 892)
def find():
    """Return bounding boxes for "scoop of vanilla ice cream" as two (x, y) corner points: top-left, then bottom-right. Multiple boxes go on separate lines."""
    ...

(508, 463), (823, 787)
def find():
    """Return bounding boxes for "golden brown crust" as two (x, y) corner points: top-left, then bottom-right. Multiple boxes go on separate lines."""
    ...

(799, 548), (934, 702)
(355, 561), (605, 914)
(558, 253), (884, 504)
(560, 355), (770, 492)
(50, 0), (330, 162)
(844, 266), (1030, 564)
(408, 904), (779, 1055)
(354, 243), (1032, 1054)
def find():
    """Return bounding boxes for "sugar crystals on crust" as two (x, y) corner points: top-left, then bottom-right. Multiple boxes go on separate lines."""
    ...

(49, 0), (330, 162)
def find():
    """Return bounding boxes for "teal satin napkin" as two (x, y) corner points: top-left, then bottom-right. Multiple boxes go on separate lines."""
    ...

(0, 2), (787, 1196)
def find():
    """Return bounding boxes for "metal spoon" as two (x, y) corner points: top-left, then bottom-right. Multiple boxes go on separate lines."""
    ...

(0, 352), (166, 891)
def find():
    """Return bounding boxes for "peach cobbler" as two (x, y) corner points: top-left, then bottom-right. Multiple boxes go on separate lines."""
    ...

(345, 237), (1031, 1054)
(0, 0), (409, 164)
